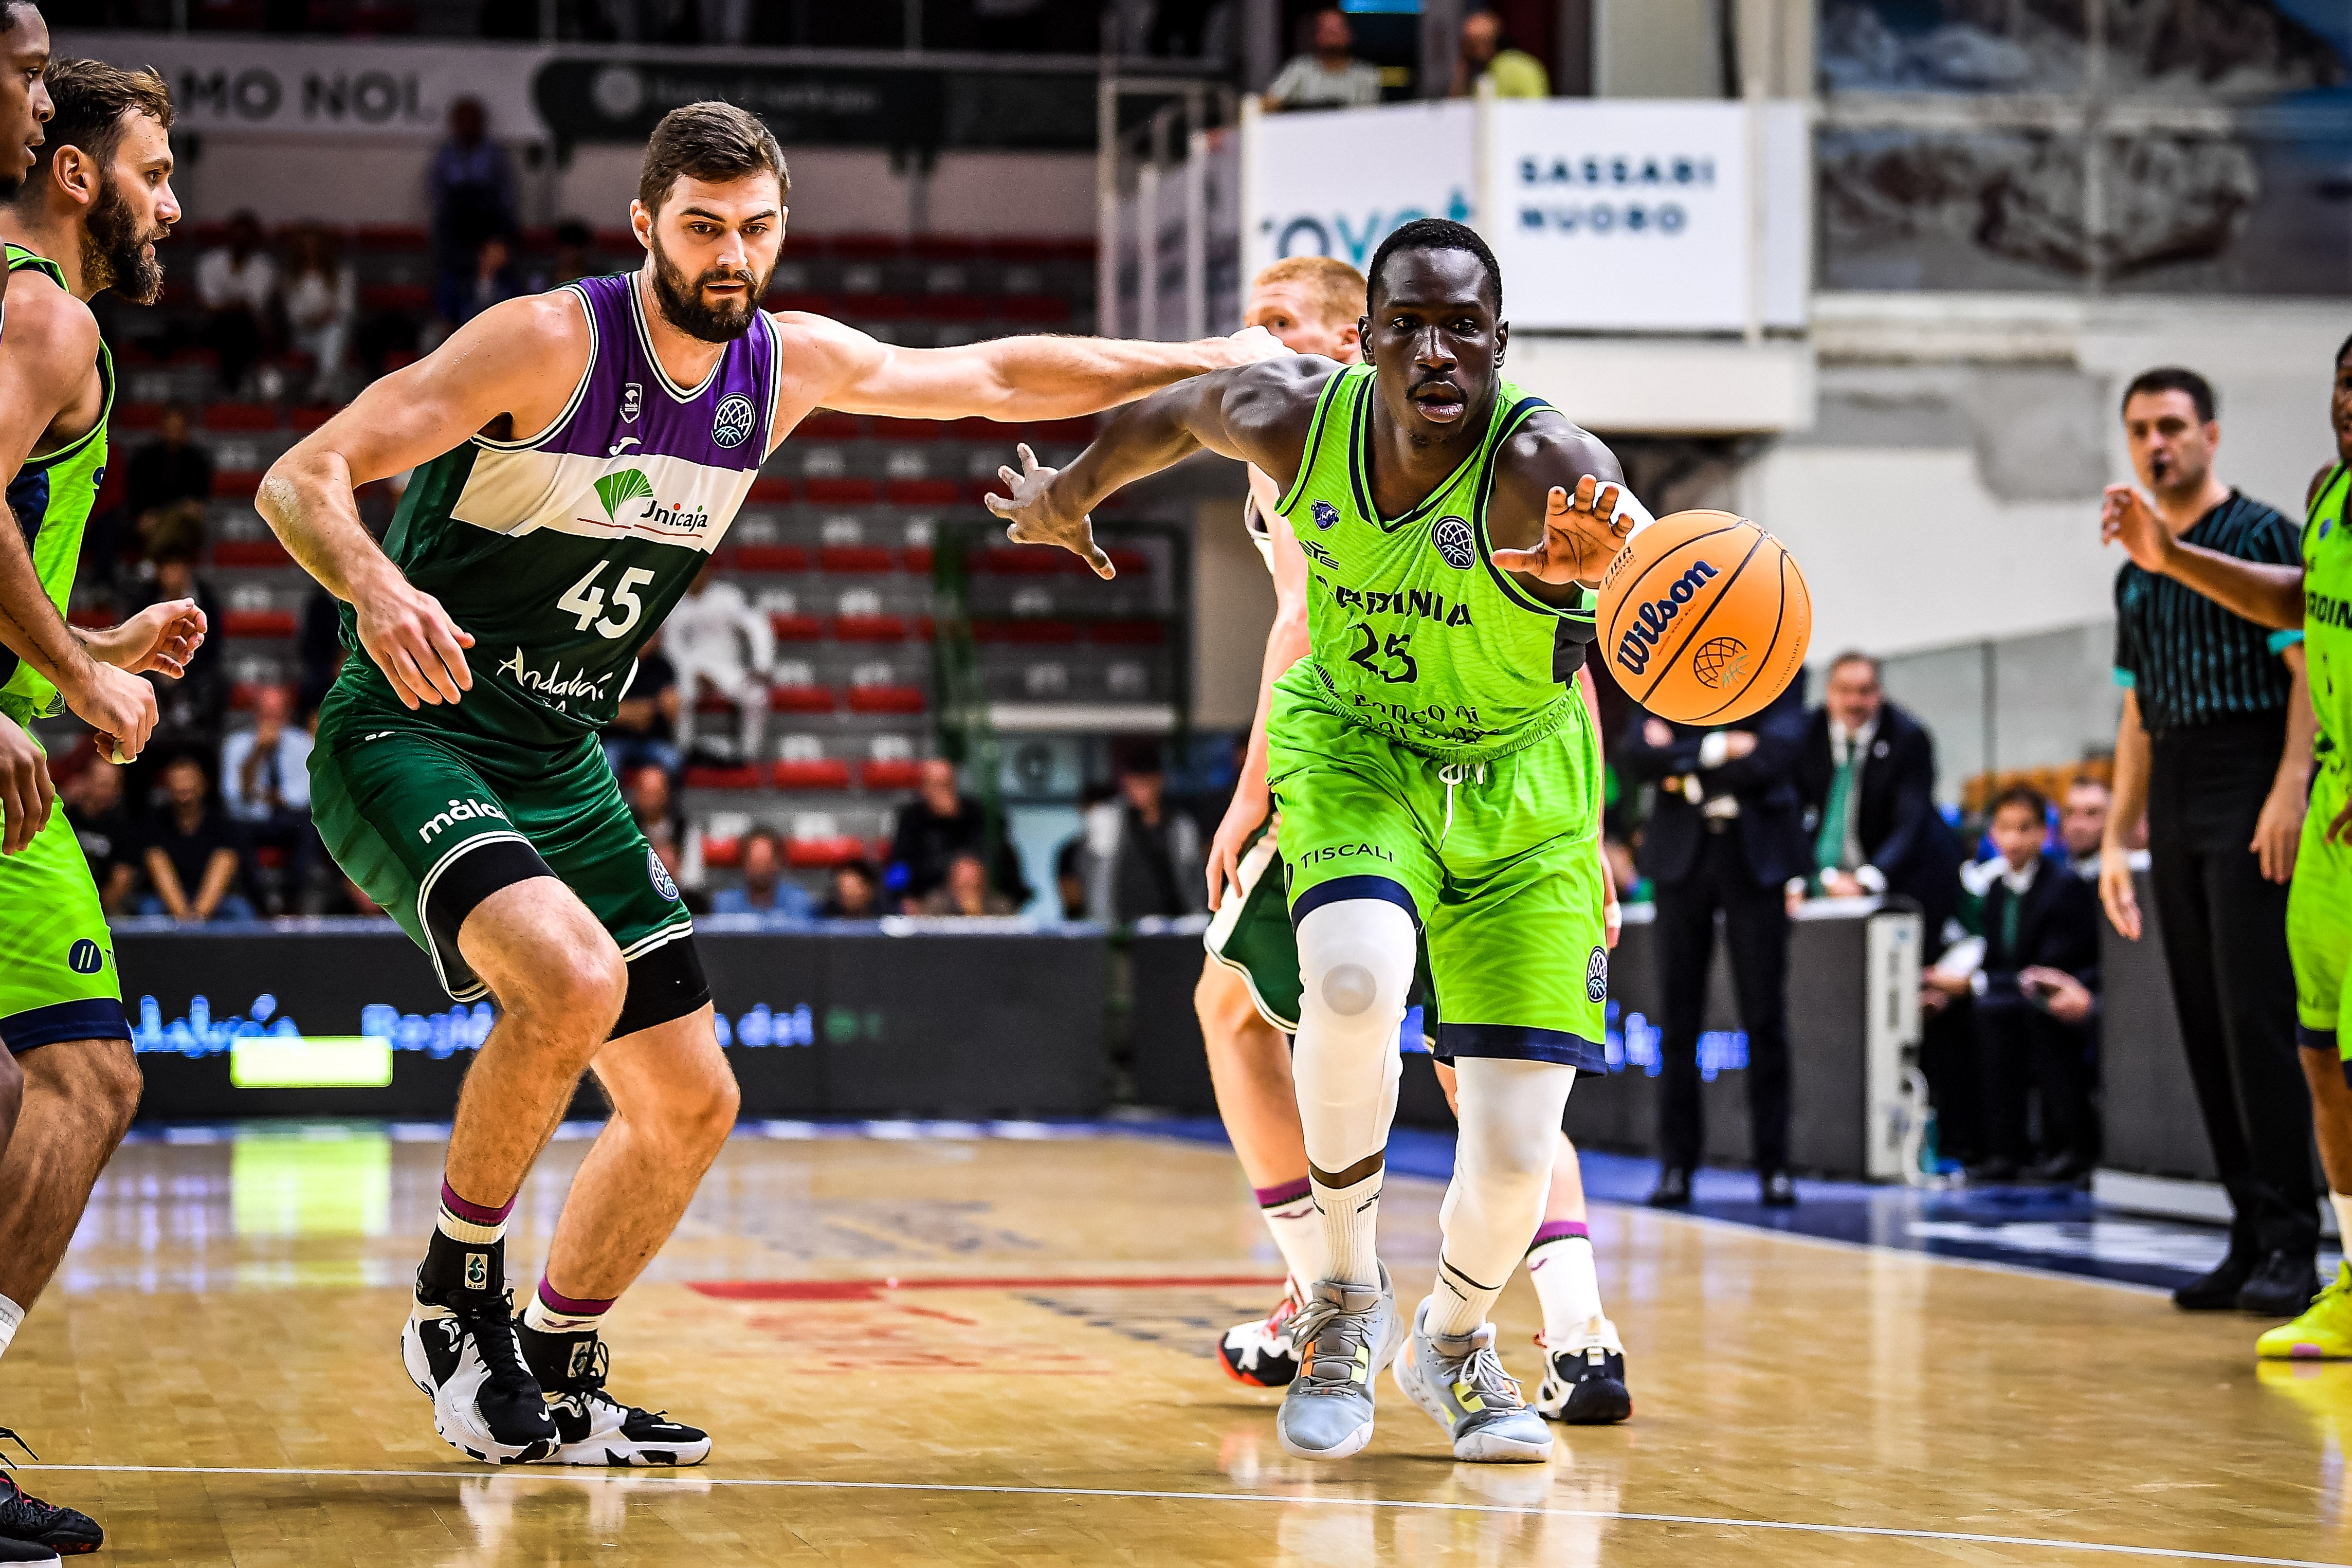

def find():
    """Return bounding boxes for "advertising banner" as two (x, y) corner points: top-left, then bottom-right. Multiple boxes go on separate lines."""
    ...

(1243, 100), (1475, 282)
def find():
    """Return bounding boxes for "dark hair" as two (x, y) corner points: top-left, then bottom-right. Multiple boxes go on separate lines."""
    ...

(2337, 332), (2352, 370)
(1988, 784), (2049, 824)
(30, 58), (174, 189)
(1365, 216), (1501, 316)
(638, 101), (789, 217)
(741, 825), (783, 857)
(2122, 366), (2215, 424)
(555, 216), (592, 248)
(1828, 649), (1881, 681)
(1113, 737), (1164, 777)
(836, 858), (876, 884)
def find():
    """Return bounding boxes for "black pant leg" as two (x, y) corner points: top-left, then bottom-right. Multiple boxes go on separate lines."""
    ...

(1919, 995), (1984, 1164)
(2201, 840), (2318, 1254)
(2025, 1014), (2095, 1164)
(1651, 868), (1720, 1174)
(2148, 829), (2262, 1247)
(1976, 1005), (2033, 1165)
(1716, 846), (1793, 1174)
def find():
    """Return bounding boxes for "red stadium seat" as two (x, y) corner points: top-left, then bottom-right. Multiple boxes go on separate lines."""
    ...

(748, 477), (795, 505)
(684, 765), (764, 790)
(860, 758), (924, 790)
(213, 540), (291, 568)
(115, 402), (163, 430)
(973, 619), (1080, 644)
(203, 404), (278, 431)
(701, 835), (741, 869)
(819, 544), (895, 573)
(826, 234), (907, 261)
(847, 686), (925, 715)
(870, 418), (939, 443)
(359, 282), (431, 313)
(768, 613), (825, 641)
(221, 609), (296, 639)
(785, 835), (867, 869)
(903, 545), (934, 573)
(353, 224), (431, 251)
(832, 615), (908, 642)
(998, 296), (1071, 325)
(213, 471), (263, 499)
(911, 235), (981, 261)
(910, 295), (993, 323)
(769, 685), (836, 714)
(736, 544), (810, 572)
(288, 404), (339, 432)
(803, 479), (878, 505)
(843, 294), (913, 321)
(764, 291), (835, 315)
(1089, 620), (1165, 645)
(793, 411), (861, 440)
(886, 479), (958, 506)
(773, 759), (851, 790)
(227, 681), (291, 712)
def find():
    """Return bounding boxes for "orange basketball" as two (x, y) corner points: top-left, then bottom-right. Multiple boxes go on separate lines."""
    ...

(1595, 509), (1811, 725)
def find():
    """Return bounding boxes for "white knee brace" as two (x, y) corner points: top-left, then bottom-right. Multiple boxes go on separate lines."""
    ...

(1290, 898), (1417, 1174)
(1439, 1060), (1580, 1296)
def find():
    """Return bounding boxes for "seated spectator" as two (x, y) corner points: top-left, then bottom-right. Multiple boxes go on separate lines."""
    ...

(710, 827), (813, 920)
(1052, 782), (1113, 920)
(221, 684), (316, 916)
(1263, 8), (1384, 112)
(139, 753), (254, 923)
(1927, 786), (2103, 1185)
(1081, 739), (1206, 923)
(624, 762), (683, 850)
(605, 628), (682, 780)
(448, 232), (524, 332)
(281, 224), (356, 402)
(1449, 10), (1549, 98)
(651, 826), (708, 917)
(1796, 650), (1960, 937)
(195, 210), (278, 394)
(124, 402), (213, 544)
(2059, 776), (2111, 880)
(668, 560), (773, 765)
(888, 758), (1029, 908)
(141, 508), (226, 746)
(918, 851), (1016, 918)
(298, 586), (345, 723)
(63, 753), (136, 915)
(430, 97), (518, 321)
(820, 859), (882, 919)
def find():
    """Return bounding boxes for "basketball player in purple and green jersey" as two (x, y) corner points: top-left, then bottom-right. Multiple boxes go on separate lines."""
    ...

(259, 101), (1284, 1467)
(2104, 333), (2352, 1361)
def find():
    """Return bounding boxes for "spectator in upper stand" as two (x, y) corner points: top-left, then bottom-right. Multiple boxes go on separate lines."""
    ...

(919, 851), (1017, 918)
(220, 684), (315, 916)
(821, 859), (882, 920)
(1449, 9), (1550, 97)
(297, 585), (345, 723)
(888, 758), (1028, 908)
(1081, 739), (1205, 923)
(446, 231), (525, 332)
(1263, 7), (1384, 112)
(1795, 650), (1962, 936)
(141, 507), (226, 747)
(624, 762), (684, 852)
(545, 217), (599, 288)
(652, 829), (708, 917)
(138, 753), (253, 924)
(2060, 776), (2113, 881)
(195, 209), (278, 395)
(711, 827), (814, 920)
(281, 224), (355, 403)
(124, 402), (213, 541)
(429, 97), (517, 322)
(604, 627), (681, 780)
(668, 559), (774, 766)
(62, 754), (136, 915)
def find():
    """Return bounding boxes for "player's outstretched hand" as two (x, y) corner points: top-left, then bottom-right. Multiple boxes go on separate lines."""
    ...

(1225, 324), (1292, 363)
(356, 580), (475, 709)
(1490, 476), (1637, 586)
(100, 597), (208, 679)
(2101, 484), (2176, 575)
(62, 658), (157, 764)
(0, 712), (52, 855)
(985, 443), (1113, 579)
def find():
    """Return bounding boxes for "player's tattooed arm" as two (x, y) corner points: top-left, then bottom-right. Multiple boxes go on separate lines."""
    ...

(1487, 414), (1644, 598)
(260, 293), (588, 709)
(984, 357), (1337, 578)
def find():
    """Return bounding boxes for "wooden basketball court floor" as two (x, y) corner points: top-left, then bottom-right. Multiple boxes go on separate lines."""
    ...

(8, 1120), (2351, 1567)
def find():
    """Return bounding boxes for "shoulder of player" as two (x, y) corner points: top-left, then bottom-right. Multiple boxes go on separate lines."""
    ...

(1493, 409), (1621, 503)
(2309, 462), (2342, 513)
(1221, 355), (1341, 434)
(0, 266), (99, 374)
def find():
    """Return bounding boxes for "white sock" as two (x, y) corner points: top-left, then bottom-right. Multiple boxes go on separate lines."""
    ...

(1431, 1060), (1579, 1338)
(1526, 1232), (1604, 1344)
(1312, 1166), (1384, 1290)
(2330, 1192), (2352, 1258)
(1255, 1181), (1324, 1297)
(0, 1293), (21, 1360)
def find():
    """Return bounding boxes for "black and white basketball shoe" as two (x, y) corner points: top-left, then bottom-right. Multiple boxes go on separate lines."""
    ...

(402, 1258), (560, 1464)
(515, 1322), (711, 1467)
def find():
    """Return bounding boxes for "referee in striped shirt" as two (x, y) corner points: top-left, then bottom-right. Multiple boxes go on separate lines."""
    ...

(2101, 366), (2319, 1319)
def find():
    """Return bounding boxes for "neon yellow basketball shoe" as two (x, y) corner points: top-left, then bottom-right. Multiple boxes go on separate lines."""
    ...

(2257, 1263), (2352, 1360)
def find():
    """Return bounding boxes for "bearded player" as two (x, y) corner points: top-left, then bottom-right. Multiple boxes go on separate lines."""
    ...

(258, 101), (1280, 1467)
(996, 218), (1635, 1462)
(1205, 256), (1629, 1425)
(0, 53), (205, 1560)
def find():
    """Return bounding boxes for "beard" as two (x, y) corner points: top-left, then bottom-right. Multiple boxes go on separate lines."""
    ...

(647, 229), (767, 344)
(84, 175), (166, 305)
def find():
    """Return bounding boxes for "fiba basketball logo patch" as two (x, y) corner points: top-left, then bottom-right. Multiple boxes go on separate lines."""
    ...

(1432, 516), (1476, 570)
(1585, 945), (1609, 1003)
(648, 847), (680, 902)
(66, 938), (104, 975)
(1693, 636), (1749, 691)
(1310, 500), (1339, 531)
(712, 394), (756, 449)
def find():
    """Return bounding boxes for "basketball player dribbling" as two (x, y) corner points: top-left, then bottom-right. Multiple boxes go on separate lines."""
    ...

(995, 218), (1638, 1462)
(258, 101), (1282, 1467)
(1203, 256), (1630, 1424)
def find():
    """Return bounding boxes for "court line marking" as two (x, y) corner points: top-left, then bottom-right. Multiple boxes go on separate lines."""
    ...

(21, 1465), (2341, 1565)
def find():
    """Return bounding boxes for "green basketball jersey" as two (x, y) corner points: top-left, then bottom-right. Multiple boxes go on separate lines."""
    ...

(0, 244), (113, 728)
(2305, 464), (2352, 769)
(1270, 362), (1595, 765)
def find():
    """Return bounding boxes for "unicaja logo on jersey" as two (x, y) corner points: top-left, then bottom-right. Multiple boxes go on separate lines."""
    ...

(1612, 560), (1720, 679)
(595, 468), (654, 520)
(621, 381), (642, 423)
(712, 394), (756, 449)
(1432, 515), (1475, 570)
(418, 796), (511, 844)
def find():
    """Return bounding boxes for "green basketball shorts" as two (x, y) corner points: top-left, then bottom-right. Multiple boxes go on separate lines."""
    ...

(0, 797), (129, 1052)
(310, 679), (693, 1003)
(2292, 761), (2352, 1064)
(1266, 685), (1607, 1069)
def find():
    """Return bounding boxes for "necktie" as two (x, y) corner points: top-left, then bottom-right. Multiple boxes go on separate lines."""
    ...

(1815, 738), (1857, 873)
(2001, 879), (2022, 961)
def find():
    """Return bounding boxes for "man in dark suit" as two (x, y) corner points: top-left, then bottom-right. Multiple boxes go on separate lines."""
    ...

(1618, 678), (1810, 1207)
(1796, 651), (1961, 936)
(1959, 785), (2104, 1182)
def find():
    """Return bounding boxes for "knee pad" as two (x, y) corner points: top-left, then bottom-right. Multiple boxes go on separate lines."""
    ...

(1294, 898), (1417, 1043)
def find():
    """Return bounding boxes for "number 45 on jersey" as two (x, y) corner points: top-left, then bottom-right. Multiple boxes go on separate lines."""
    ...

(558, 559), (657, 640)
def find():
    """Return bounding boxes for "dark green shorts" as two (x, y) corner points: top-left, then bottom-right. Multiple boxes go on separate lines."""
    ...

(309, 680), (691, 1002)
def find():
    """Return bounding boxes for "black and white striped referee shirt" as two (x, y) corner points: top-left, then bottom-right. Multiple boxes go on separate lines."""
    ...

(2113, 490), (2300, 734)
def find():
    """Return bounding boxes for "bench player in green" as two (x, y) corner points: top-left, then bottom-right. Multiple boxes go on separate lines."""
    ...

(258, 101), (1281, 1467)
(993, 218), (1637, 1462)
(2102, 332), (2352, 1360)
(0, 53), (205, 1560)
(1203, 255), (1631, 1425)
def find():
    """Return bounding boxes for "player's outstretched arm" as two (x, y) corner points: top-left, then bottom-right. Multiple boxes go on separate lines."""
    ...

(2102, 483), (2304, 630)
(786, 309), (1287, 425)
(258, 293), (589, 710)
(985, 357), (1332, 577)
(0, 279), (158, 759)
(1488, 416), (1645, 595)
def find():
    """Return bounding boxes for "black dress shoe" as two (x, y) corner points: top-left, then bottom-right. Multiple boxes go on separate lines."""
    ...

(2238, 1250), (2322, 1317)
(1646, 1168), (1692, 1208)
(2173, 1243), (2261, 1310)
(2025, 1153), (2092, 1187)
(1760, 1170), (1796, 1207)
(1965, 1157), (2020, 1185)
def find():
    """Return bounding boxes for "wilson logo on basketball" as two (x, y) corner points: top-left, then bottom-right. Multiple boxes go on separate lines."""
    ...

(1692, 636), (1749, 690)
(1610, 559), (1718, 678)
